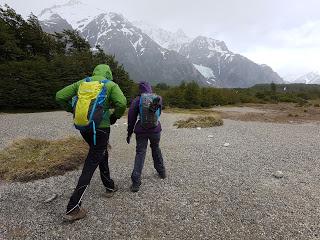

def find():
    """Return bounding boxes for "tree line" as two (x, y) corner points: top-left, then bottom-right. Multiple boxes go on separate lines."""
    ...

(153, 82), (320, 108)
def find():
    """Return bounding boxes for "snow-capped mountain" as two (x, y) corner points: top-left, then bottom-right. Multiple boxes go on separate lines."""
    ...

(39, 0), (205, 85)
(291, 72), (320, 84)
(132, 21), (191, 52)
(179, 36), (283, 88)
(40, 14), (73, 33)
(38, 0), (105, 32)
(81, 13), (205, 85)
(38, 0), (283, 87)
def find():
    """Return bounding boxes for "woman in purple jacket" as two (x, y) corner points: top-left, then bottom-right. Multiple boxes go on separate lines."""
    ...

(127, 82), (166, 192)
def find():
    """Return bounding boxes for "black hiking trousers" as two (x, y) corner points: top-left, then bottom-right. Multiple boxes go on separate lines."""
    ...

(66, 127), (114, 214)
(131, 132), (165, 184)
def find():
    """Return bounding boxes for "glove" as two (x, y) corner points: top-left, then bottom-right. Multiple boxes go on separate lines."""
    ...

(126, 134), (131, 144)
(110, 114), (117, 125)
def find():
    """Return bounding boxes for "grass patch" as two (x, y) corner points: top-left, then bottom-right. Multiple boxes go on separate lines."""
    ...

(174, 114), (223, 128)
(0, 137), (88, 182)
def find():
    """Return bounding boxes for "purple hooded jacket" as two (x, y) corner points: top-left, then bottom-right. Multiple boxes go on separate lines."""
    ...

(127, 82), (162, 135)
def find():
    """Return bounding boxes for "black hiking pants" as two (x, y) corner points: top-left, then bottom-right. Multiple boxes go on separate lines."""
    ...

(131, 132), (165, 184)
(66, 128), (114, 214)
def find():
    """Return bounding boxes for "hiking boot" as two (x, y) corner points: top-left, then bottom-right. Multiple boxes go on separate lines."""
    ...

(105, 185), (119, 198)
(63, 207), (87, 222)
(158, 171), (166, 179)
(130, 182), (141, 192)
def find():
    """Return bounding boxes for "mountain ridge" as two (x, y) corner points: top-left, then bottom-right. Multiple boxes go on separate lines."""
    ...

(38, 0), (284, 87)
(291, 72), (320, 84)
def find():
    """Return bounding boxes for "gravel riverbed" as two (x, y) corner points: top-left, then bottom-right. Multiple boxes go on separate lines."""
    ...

(0, 111), (320, 239)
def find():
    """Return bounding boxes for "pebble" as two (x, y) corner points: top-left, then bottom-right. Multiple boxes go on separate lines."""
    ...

(273, 171), (284, 179)
(44, 194), (58, 203)
(223, 143), (230, 147)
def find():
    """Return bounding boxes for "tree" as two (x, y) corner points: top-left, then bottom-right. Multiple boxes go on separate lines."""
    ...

(0, 5), (135, 110)
(184, 82), (200, 108)
(270, 82), (276, 93)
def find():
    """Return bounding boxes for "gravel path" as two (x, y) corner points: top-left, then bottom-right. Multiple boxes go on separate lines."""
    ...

(1, 112), (320, 239)
(0, 112), (78, 150)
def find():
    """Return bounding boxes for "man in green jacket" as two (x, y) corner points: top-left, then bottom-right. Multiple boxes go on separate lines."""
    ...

(56, 64), (127, 221)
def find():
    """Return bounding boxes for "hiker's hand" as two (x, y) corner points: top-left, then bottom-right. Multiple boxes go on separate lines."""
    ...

(126, 135), (131, 144)
(110, 114), (117, 125)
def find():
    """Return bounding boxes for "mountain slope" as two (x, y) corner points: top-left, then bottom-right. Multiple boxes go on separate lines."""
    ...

(38, 0), (205, 85)
(132, 21), (191, 52)
(38, 0), (104, 32)
(179, 36), (283, 88)
(293, 72), (320, 84)
(81, 13), (205, 85)
(40, 14), (73, 33)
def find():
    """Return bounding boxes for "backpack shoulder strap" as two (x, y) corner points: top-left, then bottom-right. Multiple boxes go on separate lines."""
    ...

(100, 79), (111, 99)
(139, 95), (143, 117)
(100, 79), (111, 84)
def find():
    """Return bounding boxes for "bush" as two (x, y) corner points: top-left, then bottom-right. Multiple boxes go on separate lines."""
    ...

(174, 115), (223, 128)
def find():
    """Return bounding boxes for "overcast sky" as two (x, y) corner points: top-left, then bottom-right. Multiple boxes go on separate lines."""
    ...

(2, 0), (320, 78)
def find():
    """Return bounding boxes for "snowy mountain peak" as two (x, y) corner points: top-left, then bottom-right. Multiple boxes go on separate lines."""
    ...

(81, 12), (157, 58)
(132, 21), (191, 51)
(294, 72), (320, 84)
(44, 13), (65, 24)
(193, 36), (229, 53)
(38, 0), (105, 31)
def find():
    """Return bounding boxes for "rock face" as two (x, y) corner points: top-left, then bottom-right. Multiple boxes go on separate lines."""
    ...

(179, 36), (284, 88)
(38, 0), (283, 87)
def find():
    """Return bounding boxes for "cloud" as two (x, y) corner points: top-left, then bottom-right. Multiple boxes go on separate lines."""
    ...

(243, 46), (320, 77)
(270, 20), (320, 48)
(242, 19), (320, 77)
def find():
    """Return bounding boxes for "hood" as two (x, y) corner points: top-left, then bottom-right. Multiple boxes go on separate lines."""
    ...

(139, 81), (153, 94)
(93, 64), (113, 80)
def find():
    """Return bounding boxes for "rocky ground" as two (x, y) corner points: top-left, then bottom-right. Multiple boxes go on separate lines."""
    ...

(0, 111), (320, 239)
(214, 103), (320, 124)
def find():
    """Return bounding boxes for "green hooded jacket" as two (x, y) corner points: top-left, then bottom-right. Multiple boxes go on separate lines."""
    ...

(56, 64), (127, 128)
